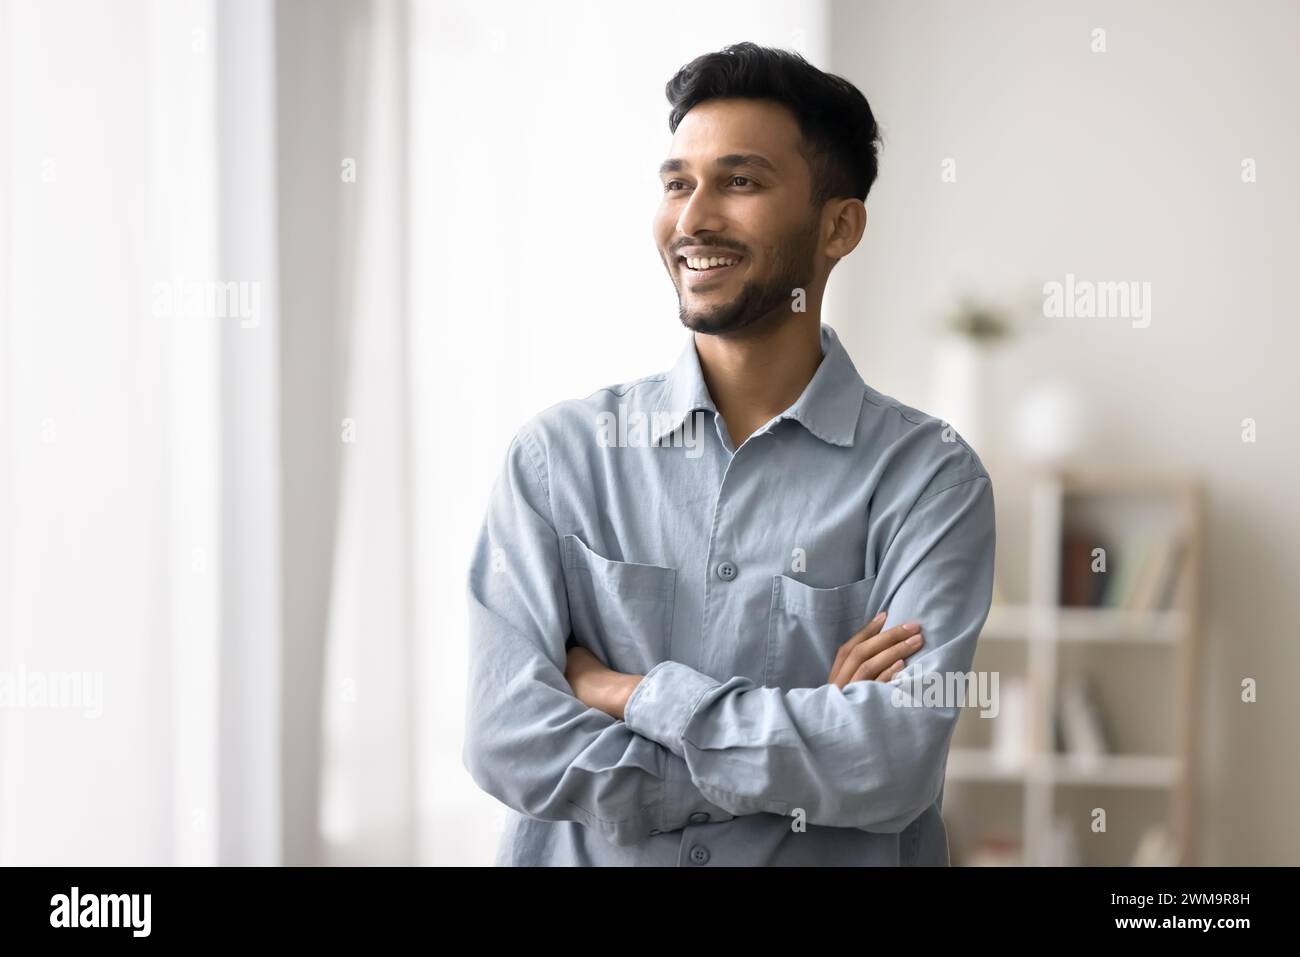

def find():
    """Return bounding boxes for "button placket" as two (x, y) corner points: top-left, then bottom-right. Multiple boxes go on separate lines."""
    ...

(700, 434), (763, 679)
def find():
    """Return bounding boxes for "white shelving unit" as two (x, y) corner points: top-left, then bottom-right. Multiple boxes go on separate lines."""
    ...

(944, 469), (1204, 866)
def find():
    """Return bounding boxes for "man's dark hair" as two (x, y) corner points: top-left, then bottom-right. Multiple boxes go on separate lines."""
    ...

(665, 41), (882, 210)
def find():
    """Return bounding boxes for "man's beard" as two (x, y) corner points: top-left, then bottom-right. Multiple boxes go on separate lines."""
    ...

(675, 214), (820, 337)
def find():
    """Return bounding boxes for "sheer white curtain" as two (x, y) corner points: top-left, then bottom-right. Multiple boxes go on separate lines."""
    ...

(0, 0), (222, 865)
(270, 0), (417, 866)
(316, 0), (416, 866)
(0, 0), (411, 867)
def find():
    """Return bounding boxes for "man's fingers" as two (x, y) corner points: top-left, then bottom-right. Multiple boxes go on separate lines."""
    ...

(831, 621), (923, 687)
(848, 641), (916, 685)
(850, 656), (901, 685)
(828, 611), (886, 681)
(882, 659), (906, 682)
(871, 659), (906, 683)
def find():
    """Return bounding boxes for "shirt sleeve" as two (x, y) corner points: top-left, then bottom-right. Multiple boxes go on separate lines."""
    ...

(622, 473), (996, 834)
(461, 428), (738, 847)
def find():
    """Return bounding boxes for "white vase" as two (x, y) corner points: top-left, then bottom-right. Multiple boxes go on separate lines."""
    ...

(929, 335), (991, 458)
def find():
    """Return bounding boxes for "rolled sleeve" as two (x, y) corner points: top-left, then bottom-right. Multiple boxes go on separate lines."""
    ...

(623, 660), (721, 759)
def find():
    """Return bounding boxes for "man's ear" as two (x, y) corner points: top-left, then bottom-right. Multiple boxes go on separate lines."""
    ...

(824, 198), (866, 260)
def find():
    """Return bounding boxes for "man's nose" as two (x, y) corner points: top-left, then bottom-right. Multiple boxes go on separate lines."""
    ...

(676, 183), (726, 237)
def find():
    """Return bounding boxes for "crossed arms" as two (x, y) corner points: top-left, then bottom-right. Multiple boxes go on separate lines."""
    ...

(462, 429), (996, 846)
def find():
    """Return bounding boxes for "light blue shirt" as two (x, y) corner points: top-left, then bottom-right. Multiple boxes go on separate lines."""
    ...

(463, 322), (996, 865)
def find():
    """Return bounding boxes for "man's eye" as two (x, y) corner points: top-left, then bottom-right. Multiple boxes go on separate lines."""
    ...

(663, 177), (753, 192)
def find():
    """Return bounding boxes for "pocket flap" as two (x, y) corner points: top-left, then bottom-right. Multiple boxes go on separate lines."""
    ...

(772, 573), (875, 623)
(562, 534), (675, 601)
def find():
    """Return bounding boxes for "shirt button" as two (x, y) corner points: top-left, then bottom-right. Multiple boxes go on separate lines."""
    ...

(715, 560), (737, 581)
(688, 812), (710, 825)
(689, 844), (711, 865)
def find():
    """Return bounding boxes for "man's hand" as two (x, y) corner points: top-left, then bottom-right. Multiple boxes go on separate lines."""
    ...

(564, 645), (643, 720)
(827, 612), (924, 689)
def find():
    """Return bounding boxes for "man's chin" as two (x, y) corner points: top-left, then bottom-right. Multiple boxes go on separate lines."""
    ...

(679, 300), (748, 335)
(681, 302), (786, 338)
(681, 314), (745, 335)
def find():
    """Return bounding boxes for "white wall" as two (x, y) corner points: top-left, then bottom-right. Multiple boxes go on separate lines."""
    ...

(828, 0), (1300, 865)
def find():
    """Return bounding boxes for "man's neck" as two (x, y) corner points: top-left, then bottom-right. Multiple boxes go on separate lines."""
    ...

(694, 316), (824, 449)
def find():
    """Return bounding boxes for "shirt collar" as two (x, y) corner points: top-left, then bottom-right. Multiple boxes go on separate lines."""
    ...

(652, 322), (865, 448)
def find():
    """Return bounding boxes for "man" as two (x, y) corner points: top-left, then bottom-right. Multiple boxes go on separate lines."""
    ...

(463, 42), (996, 866)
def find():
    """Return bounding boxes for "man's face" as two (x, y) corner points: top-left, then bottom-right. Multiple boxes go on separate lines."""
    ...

(654, 97), (824, 336)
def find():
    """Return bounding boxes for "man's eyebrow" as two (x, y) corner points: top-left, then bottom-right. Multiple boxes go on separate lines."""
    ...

(658, 153), (778, 177)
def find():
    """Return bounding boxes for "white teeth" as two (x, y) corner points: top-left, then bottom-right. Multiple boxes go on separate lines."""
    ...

(685, 256), (739, 270)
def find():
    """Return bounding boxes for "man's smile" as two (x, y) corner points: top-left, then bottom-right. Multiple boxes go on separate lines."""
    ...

(678, 253), (745, 286)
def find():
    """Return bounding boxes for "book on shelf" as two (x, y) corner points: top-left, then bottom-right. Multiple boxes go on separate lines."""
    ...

(1127, 534), (1186, 613)
(1060, 527), (1112, 606)
(989, 676), (1029, 770)
(1060, 526), (1189, 613)
(1099, 534), (1148, 608)
(1055, 674), (1110, 764)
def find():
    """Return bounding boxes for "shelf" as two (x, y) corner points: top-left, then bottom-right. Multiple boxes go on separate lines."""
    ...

(947, 747), (1179, 789)
(1046, 753), (1179, 788)
(946, 747), (1025, 782)
(981, 603), (1183, 644)
(949, 471), (1202, 865)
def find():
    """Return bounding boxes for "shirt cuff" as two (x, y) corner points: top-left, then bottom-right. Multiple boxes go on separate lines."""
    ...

(623, 660), (720, 758)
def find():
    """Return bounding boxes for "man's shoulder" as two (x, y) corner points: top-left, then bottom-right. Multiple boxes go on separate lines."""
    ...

(858, 383), (991, 503)
(511, 369), (672, 458)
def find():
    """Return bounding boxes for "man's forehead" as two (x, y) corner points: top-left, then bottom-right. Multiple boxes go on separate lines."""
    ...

(668, 99), (800, 165)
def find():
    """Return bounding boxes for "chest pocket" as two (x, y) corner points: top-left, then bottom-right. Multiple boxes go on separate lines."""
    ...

(561, 533), (677, 676)
(765, 573), (877, 689)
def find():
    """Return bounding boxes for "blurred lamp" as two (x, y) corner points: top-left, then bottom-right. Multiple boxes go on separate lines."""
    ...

(1012, 380), (1088, 467)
